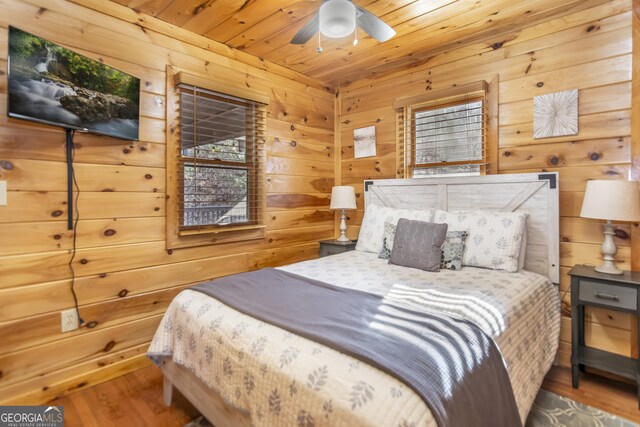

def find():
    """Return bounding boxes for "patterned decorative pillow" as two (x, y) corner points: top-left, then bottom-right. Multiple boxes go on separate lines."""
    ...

(356, 204), (435, 254)
(433, 209), (528, 272)
(380, 224), (466, 267)
(378, 221), (396, 259)
(389, 219), (448, 272)
(440, 231), (468, 271)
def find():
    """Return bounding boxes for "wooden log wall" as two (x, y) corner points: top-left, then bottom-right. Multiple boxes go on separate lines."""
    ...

(338, 0), (635, 368)
(0, 0), (334, 403)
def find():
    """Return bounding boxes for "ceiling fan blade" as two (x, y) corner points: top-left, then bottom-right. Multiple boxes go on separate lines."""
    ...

(290, 14), (320, 44)
(356, 6), (396, 42)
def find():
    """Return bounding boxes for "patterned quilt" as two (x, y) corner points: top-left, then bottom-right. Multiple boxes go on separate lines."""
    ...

(148, 250), (561, 427)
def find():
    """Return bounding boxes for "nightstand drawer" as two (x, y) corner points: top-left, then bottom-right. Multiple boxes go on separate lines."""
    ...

(319, 240), (357, 258)
(578, 280), (637, 310)
(319, 247), (342, 257)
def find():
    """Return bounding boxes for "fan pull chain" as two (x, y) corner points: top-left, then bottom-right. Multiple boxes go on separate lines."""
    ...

(353, 27), (359, 46)
(317, 31), (323, 53)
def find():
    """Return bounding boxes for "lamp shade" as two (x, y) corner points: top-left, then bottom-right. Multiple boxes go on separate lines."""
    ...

(580, 180), (640, 221)
(319, 0), (356, 38)
(330, 186), (357, 210)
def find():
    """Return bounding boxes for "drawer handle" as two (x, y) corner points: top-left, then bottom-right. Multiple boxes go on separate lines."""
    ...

(594, 292), (619, 302)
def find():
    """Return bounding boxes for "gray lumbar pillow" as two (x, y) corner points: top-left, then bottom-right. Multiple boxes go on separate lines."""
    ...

(389, 219), (448, 272)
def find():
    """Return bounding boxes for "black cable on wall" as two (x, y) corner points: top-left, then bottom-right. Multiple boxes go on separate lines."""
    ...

(66, 129), (84, 327)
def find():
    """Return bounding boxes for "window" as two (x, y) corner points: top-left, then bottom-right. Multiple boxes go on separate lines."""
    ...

(394, 80), (497, 179)
(166, 70), (268, 249)
(411, 98), (485, 178)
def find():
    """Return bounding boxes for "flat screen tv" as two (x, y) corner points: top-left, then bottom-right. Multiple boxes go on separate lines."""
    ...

(7, 26), (140, 141)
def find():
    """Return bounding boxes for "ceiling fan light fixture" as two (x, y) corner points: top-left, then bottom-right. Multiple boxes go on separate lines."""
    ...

(319, 0), (356, 39)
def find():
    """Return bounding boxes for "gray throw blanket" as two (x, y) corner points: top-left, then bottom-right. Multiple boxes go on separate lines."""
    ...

(191, 268), (522, 427)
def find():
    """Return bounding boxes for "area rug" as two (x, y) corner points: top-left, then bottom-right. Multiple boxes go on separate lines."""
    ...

(525, 390), (639, 427)
(183, 389), (640, 427)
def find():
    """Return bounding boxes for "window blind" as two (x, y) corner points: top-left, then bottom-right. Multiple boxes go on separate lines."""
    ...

(176, 83), (266, 231)
(400, 91), (487, 178)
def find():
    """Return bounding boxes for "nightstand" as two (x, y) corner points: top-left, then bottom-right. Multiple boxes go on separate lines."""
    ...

(569, 264), (640, 404)
(319, 239), (357, 258)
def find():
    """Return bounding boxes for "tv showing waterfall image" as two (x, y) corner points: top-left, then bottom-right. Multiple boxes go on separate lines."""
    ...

(7, 27), (140, 140)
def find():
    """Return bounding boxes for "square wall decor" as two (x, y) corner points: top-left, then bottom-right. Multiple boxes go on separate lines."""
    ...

(533, 89), (578, 139)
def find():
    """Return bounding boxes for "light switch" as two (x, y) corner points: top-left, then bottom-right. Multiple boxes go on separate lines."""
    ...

(0, 181), (6, 206)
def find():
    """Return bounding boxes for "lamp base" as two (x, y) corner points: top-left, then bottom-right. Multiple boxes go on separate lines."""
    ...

(595, 264), (624, 275)
(337, 208), (351, 242)
(596, 220), (624, 275)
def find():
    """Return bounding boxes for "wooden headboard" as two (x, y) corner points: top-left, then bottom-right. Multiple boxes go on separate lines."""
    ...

(363, 173), (560, 283)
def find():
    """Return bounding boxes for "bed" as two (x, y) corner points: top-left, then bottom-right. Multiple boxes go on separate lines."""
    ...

(148, 173), (561, 427)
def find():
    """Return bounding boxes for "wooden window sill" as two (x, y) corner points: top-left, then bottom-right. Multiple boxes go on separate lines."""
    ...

(168, 224), (266, 250)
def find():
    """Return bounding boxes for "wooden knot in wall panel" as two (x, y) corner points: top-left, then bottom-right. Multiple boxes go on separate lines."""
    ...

(104, 341), (116, 352)
(104, 229), (116, 237)
(0, 160), (13, 170)
(614, 228), (629, 240)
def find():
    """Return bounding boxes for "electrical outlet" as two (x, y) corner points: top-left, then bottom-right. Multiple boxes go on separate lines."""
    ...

(61, 309), (79, 333)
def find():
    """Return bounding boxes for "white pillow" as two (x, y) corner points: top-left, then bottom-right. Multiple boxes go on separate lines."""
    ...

(434, 209), (527, 272)
(356, 205), (435, 254)
(518, 230), (527, 271)
(449, 209), (528, 270)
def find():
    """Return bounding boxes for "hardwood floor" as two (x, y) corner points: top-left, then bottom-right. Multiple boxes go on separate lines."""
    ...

(50, 366), (198, 427)
(52, 365), (640, 426)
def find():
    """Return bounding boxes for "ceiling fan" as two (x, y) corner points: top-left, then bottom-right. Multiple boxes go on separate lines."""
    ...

(290, 0), (396, 51)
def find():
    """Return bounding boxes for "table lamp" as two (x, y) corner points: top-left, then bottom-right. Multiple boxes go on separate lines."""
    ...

(330, 186), (357, 242)
(580, 180), (640, 275)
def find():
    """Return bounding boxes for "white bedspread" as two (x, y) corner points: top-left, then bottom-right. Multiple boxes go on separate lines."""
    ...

(148, 250), (561, 427)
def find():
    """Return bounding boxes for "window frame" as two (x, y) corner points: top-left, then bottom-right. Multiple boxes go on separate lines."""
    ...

(410, 96), (486, 175)
(394, 78), (499, 179)
(166, 67), (268, 249)
(178, 89), (258, 231)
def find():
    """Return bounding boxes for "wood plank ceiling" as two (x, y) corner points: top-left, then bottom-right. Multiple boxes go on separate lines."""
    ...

(114, 0), (603, 86)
